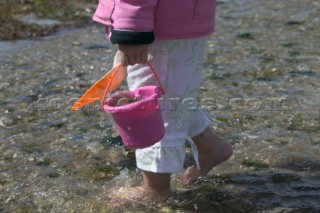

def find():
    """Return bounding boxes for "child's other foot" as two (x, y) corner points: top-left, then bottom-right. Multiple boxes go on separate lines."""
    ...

(183, 128), (233, 184)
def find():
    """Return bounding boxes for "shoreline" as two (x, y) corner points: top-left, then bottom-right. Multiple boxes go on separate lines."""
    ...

(0, 0), (97, 41)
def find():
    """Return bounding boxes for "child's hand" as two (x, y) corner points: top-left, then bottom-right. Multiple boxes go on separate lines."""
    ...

(114, 44), (149, 67)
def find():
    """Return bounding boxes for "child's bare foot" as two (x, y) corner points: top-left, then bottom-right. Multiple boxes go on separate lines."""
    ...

(106, 185), (170, 208)
(106, 171), (172, 208)
(183, 128), (233, 184)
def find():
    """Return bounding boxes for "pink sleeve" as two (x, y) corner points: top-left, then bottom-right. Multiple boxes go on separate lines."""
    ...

(112, 0), (158, 32)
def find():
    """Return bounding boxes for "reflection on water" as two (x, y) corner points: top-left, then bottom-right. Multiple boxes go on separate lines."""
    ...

(15, 13), (61, 26)
(0, 0), (319, 212)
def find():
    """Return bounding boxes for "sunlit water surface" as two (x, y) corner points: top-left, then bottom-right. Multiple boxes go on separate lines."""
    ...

(1, 0), (319, 212)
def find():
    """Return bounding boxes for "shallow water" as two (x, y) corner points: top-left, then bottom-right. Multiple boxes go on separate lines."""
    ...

(0, 0), (319, 212)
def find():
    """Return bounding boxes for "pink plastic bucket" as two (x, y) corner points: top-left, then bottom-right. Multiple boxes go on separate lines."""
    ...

(101, 62), (166, 149)
(103, 86), (164, 149)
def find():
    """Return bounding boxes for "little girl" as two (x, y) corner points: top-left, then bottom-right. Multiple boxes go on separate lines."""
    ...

(93, 0), (233, 201)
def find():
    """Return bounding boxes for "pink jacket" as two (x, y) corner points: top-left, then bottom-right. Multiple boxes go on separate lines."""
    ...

(93, 0), (216, 44)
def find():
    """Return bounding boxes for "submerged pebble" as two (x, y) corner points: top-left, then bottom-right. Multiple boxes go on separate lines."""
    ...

(0, 116), (15, 127)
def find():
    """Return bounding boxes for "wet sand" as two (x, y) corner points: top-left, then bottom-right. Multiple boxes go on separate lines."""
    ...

(0, 0), (319, 212)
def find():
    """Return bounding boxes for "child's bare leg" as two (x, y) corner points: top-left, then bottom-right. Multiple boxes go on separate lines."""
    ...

(183, 127), (233, 184)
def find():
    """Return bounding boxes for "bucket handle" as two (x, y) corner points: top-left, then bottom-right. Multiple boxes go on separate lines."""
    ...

(101, 62), (165, 110)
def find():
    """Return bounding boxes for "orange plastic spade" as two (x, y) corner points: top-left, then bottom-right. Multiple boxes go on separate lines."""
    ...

(71, 64), (125, 110)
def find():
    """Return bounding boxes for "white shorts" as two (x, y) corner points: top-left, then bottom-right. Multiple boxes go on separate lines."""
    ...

(126, 37), (211, 173)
